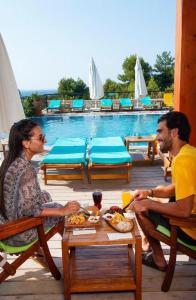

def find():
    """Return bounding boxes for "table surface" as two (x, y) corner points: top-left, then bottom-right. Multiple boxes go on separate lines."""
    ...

(63, 218), (140, 247)
(125, 135), (156, 143)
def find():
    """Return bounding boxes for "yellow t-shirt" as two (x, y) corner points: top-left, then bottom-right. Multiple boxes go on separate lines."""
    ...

(172, 144), (196, 239)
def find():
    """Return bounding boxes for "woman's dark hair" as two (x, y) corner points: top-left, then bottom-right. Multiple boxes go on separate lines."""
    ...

(0, 119), (38, 218)
(158, 111), (191, 143)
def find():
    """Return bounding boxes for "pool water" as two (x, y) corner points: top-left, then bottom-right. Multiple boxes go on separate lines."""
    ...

(31, 113), (164, 146)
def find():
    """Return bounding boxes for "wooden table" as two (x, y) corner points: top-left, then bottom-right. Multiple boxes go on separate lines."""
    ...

(125, 135), (156, 163)
(62, 219), (142, 300)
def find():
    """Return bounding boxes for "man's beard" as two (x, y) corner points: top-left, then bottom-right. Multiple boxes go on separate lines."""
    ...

(159, 138), (172, 153)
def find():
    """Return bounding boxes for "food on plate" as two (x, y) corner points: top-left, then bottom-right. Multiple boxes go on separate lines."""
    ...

(88, 215), (100, 223)
(105, 206), (124, 215)
(68, 213), (86, 225)
(102, 211), (134, 232)
(86, 205), (101, 216)
(110, 212), (126, 224)
(116, 221), (132, 231)
(102, 213), (113, 220)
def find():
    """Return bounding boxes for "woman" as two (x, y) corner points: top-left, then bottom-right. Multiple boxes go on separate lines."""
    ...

(0, 119), (80, 246)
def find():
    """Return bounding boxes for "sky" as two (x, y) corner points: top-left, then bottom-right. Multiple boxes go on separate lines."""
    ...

(0, 0), (176, 90)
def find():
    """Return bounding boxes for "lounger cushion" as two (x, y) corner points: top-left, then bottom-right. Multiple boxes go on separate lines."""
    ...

(89, 136), (132, 164)
(119, 98), (132, 106)
(90, 152), (131, 164)
(41, 138), (87, 164)
(101, 99), (112, 107)
(71, 99), (84, 108)
(48, 100), (61, 109)
(140, 96), (151, 106)
(42, 153), (86, 164)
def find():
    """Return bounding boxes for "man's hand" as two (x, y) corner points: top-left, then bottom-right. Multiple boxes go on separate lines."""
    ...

(133, 189), (151, 201)
(130, 199), (152, 213)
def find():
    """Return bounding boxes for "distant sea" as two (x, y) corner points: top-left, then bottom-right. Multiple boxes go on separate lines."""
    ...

(20, 89), (58, 97)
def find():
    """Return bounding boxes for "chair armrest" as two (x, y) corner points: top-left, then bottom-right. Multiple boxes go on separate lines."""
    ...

(0, 217), (43, 240)
(169, 215), (196, 228)
(162, 214), (196, 228)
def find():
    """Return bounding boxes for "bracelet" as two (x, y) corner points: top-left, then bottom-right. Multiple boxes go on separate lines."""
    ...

(149, 189), (154, 197)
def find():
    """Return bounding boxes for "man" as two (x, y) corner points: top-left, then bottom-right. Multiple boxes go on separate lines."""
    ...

(131, 111), (196, 271)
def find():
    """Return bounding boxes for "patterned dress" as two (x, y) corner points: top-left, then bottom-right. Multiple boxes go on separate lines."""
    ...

(0, 154), (63, 246)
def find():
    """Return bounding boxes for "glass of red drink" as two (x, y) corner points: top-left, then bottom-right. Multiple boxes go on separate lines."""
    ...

(92, 190), (102, 209)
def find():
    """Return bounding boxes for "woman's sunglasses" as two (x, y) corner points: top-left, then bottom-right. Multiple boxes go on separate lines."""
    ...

(30, 134), (46, 143)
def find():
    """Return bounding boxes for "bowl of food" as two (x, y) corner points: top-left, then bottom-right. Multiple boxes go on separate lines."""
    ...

(88, 215), (100, 223)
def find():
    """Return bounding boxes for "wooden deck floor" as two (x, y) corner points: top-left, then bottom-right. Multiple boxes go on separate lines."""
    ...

(0, 163), (196, 300)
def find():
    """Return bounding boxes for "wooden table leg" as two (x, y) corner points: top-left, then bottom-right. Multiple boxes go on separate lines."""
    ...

(135, 236), (142, 300)
(147, 141), (155, 164)
(62, 242), (71, 300)
(147, 142), (151, 159)
(152, 141), (156, 163)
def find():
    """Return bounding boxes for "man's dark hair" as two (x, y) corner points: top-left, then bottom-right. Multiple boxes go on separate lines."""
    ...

(158, 111), (191, 142)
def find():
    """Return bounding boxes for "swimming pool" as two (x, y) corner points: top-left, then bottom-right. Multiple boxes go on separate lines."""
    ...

(31, 112), (165, 146)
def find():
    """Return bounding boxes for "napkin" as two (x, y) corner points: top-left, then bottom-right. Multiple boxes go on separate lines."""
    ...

(73, 228), (96, 235)
(107, 232), (132, 240)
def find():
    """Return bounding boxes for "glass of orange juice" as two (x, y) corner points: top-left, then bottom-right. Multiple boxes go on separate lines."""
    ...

(121, 191), (133, 210)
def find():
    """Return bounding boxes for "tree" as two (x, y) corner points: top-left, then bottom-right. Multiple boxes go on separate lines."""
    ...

(153, 51), (174, 91)
(103, 79), (121, 93)
(58, 77), (89, 99)
(147, 77), (159, 92)
(74, 79), (89, 99)
(118, 54), (152, 85)
(22, 94), (43, 117)
(103, 79), (130, 98)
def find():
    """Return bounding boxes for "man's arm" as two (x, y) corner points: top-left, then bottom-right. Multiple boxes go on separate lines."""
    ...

(133, 183), (175, 200)
(131, 194), (194, 218)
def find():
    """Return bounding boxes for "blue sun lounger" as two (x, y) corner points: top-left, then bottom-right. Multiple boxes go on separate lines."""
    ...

(100, 99), (113, 111)
(41, 138), (87, 184)
(119, 98), (133, 110)
(88, 136), (132, 182)
(71, 99), (85, 111)
(140, 96), (152, 108)
(47, 99), (61, 112)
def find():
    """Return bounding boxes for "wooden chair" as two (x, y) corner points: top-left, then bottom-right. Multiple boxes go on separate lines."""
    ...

(149, 214), (196, 292)
(0, 216), (63, 283)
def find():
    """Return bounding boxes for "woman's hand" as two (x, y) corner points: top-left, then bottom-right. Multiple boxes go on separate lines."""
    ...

(63, 201), (80, 216)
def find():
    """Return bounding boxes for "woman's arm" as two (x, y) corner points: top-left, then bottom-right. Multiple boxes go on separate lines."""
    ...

(40, 201), (80, 217)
